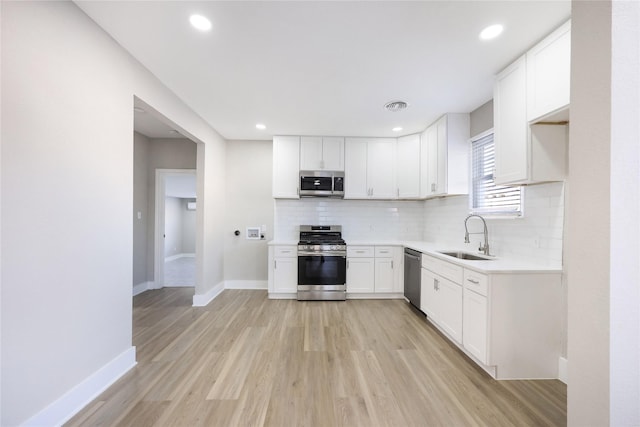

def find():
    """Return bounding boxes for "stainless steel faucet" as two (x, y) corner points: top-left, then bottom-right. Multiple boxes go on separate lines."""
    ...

(464, 214), (491, 256)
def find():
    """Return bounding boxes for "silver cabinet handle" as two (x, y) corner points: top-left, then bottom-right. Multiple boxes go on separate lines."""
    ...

(434, 278), (439, 291)
(391, 261), (394, 269)
(281, 250), (291, 254)
(274, 260), (277, 269)
(467, 278), (480, 284)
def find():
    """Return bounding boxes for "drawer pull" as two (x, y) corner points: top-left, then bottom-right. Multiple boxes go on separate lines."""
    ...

(467, 279), (480, 284)
(280, 250), (291, 253)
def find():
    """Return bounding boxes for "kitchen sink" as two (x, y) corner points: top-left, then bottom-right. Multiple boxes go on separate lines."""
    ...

(437, 251), (494, 261)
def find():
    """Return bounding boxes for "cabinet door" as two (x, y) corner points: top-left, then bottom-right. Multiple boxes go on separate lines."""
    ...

(374, 257), (394, 293)
(367, 138), (396, 199)
(433, 116), (448, 196)
(300, 136), (323, 170)
(437, 277), (463, 344)
(425, 124), (439, 196)
(527, 21), (571, 122)
(273, 257), (298, 293)
(344, 138), (369, 199)
(396, 134), (420, 199)
(494, 56), (528, 185)
(322, 137), (345, 171)
(272, 136), (300, 198)
(346, 258), (375, 293)
(420, 269), (438, 319)
(463, 289), (488, 364)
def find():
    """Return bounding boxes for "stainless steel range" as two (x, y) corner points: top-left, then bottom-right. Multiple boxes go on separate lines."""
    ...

(297, 225), (347, 301)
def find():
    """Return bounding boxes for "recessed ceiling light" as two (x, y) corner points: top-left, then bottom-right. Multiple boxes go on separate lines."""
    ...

(392, 127), (403, 132)
(256, 123), (266, 130)
(189, 14), (212, 31)
(480, 24), (503, 40)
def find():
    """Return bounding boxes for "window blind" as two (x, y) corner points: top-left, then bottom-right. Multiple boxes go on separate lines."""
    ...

(470, 132), (521, 215)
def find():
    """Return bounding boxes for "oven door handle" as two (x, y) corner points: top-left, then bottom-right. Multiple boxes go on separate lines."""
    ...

(297, 252), (346, 257)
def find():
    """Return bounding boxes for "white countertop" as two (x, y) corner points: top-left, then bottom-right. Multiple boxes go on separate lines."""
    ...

(402, 241), (562, 274)
(269, 239), (562, 274)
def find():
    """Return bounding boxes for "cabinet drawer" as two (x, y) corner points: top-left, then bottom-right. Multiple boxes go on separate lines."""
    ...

(463, 269), (489, 296)
(422, 254), (463, 284)
(348, 246), (375, 257)
(375, 246), (394, 257)
(274, 246), (297, 257)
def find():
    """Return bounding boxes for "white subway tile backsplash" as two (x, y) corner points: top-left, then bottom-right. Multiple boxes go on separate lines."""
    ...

(274, 182), (565, 266)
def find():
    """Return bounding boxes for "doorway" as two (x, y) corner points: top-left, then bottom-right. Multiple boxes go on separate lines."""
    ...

(155, 170), (197, 288)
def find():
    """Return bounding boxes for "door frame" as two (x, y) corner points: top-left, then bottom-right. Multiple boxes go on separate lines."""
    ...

(154, 168), (197, 289)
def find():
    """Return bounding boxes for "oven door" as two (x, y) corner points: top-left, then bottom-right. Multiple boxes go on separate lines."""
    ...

(298, 254), (346, 286)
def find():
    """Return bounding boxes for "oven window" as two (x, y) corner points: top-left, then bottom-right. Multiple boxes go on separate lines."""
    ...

(298, 256), (346, 285)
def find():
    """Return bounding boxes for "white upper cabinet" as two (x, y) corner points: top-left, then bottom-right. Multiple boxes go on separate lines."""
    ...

(345, 137), (396, 199)
(494, 21), (570, 186)
(300, 136), (344, 171)
(272, 136), (300, 198)
(526, 21), (571, 122)
(420, 114), (470, 198)
(396, 133), (421, 199)
(494, 56), (529, 184)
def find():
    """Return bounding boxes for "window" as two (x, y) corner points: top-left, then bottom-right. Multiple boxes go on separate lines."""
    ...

(470, 130), (522, 216)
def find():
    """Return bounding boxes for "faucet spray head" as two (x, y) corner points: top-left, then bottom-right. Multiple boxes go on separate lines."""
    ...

(464, 231), (470, 243)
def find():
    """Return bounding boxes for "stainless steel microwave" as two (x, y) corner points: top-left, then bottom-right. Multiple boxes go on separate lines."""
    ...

(299, 171), (344, 198)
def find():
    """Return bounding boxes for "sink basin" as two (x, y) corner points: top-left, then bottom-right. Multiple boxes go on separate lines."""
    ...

(438, 251), (494, 261)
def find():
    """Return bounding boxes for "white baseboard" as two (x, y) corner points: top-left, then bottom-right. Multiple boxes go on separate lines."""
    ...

(192, 281), (224, 307)
(23, 347), (136, 427)
(132, 281), (155, 296)
(164, 253), (195, 262)
(225, 280), (268, 290)
(558, 356), (568, 384)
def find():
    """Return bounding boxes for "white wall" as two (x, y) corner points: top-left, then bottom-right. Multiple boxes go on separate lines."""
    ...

(224, 140), (273, 283)
(163, 197), (196, 258)
(567, 2), (611, 425)
(181, 198), (196, 254)
(133, 132), (150, 287)
(0, 2), (226, 425)
(164, 197), (183, 258)
(609, 1), (640, 424)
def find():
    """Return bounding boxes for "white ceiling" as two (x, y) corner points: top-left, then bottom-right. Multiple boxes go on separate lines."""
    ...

(77, 1), (571, 141)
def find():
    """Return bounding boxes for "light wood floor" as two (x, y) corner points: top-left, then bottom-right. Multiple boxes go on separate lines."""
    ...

(67, 288), (566, 426)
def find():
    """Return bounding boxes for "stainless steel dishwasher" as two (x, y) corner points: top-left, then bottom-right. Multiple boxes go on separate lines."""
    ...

(403, 248), (422, 310)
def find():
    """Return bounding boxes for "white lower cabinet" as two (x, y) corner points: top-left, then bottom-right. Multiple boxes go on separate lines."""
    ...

(420, 255), (463, 344)
(420, 252), (562, 380)
(268, 245), (298, 296)
(463, 288), (488, 364)
(347, 245), (402, 295)
(346, 256), (375, 293)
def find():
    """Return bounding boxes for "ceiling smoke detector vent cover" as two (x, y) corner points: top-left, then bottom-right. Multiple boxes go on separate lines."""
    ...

(384, 100), (409, 112)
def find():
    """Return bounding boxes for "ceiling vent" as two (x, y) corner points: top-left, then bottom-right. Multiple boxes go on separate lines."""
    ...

(384, 100), (409, 112)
